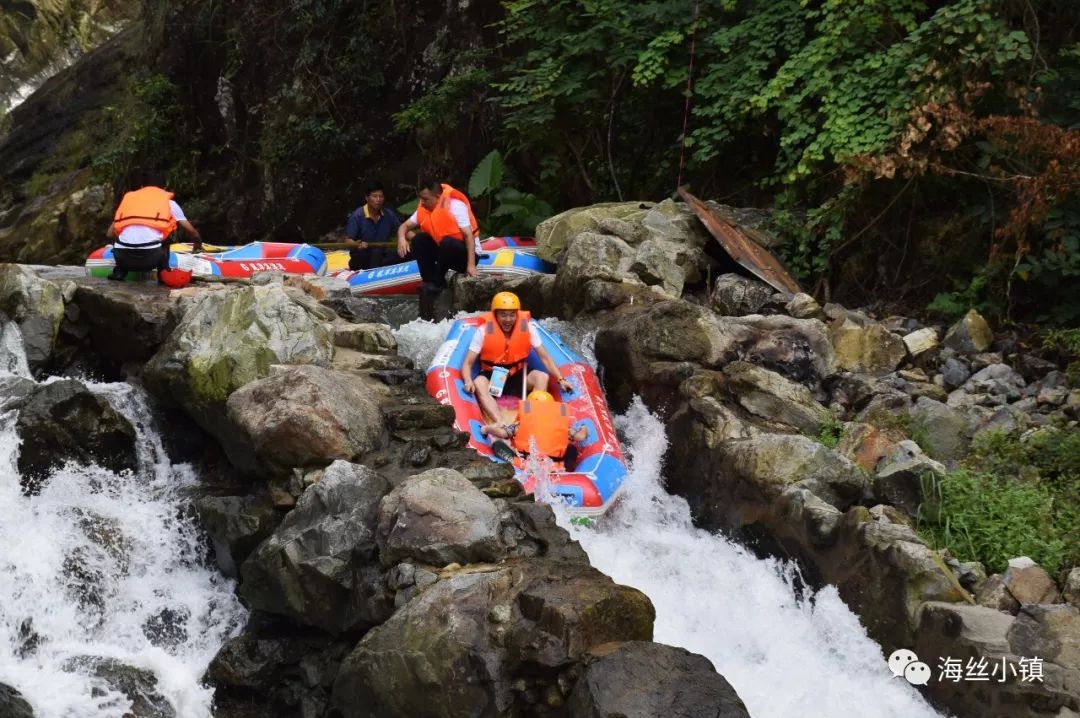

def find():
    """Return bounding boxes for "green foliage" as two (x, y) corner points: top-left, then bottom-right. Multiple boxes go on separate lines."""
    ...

(494, 0), (702, 198)
(465, 150), (553, 235)
(90, 73), (201, 194)
(927, 272), (990, 321)
(1016, 205), (1080, 324)
(919, 469), (1066, 574)
(393, 65), (492, 138)
(469, 150), (506, 199)
(1043, 328), (1080, 357)
(917, 428), (1080, 573)
(814, 411), (845, 449)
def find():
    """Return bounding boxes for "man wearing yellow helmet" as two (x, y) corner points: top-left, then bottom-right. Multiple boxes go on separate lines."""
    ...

(462, 291), (574, 422)
(482, 389), (589, 465)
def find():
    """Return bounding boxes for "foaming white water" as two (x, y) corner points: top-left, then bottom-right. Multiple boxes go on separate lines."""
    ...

(0, 380), (247, 717)
(558, 400), (943, 718)
(0, 320), (31, 378)
(395, 314), (944, 718)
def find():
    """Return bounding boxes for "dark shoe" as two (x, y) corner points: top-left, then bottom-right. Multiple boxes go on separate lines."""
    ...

(491, 440), (519, 463)
(107, 267), (125, 281)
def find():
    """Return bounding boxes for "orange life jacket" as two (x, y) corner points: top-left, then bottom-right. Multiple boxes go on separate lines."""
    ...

(415, 184), (479, 244)
(513, 399), (571, 459)
(112, 186), (177, 238)
(479, 310), (532, 375)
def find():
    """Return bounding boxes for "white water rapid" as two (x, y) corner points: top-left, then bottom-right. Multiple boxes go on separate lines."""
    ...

(0, 336), (247, 717)
(397, 315), (944, 718)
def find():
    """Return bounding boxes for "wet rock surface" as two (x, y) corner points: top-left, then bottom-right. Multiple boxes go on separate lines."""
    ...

(12, 378), (137, 491)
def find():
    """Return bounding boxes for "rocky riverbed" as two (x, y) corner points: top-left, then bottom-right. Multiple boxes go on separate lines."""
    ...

(0, 197), (1076, 717)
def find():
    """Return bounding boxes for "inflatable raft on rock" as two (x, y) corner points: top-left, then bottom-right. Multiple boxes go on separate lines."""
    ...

(332, 236), (553, 296)
(85, 242), (327, 280)
(426, 315), (628, 517)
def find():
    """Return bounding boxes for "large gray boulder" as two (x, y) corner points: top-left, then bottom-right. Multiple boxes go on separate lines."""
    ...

(710, 273), (775, 316)
(629, 238), (693, 297)
(13, 379), (136, 490)
(720, 314), (837, 384)
(721, 434), (869, 510)
(332, 560), (655, 718)
(240, 461), (392, 633)
(536, 202), (652, 262)
(872, 440), (945, 516)
(71, 283), (177, 364)
(0, 683), (33, 718)
(0, 264), (65, 372)
(943, 309), (993, 354)
(595, 300), (838, 416)
(225, 365), (384, 476)
(916, 602), (1080, 718)
(909, 396), (973, 462)
(553, 231), (637, 317)
(196, 494), (281, 577)
(330, 322), (397, 353)
(143, 283), (333, 436)
(828, 310), (907, 376)
(963, 363), (1026, 401)
(377, 468), (504, 567)
(722, 360), (830, 433)
(567, 642), (750, 718)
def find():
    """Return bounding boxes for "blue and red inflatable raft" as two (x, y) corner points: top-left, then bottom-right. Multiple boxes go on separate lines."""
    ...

(86, 241), (327, 280)
(332, 236), (553, 296)
(426, 315), (628, 517)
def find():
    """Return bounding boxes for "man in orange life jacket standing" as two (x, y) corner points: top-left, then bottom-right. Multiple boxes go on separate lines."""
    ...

(395, 178), (480, 298)
(461, 291), (574, 425)
(106, 181), (202, 281)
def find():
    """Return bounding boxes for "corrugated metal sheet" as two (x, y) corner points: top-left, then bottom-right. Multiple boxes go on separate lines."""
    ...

(678, 187), (802, 295)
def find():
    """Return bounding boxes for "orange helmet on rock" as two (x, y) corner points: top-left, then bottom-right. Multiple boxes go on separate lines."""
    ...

(491, 291), (521, 311)
(159, 268), (192, 289)
(526, 390), (553, 402)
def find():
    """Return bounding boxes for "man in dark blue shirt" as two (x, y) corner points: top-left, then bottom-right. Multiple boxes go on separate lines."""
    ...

(345, 181), (405, 270)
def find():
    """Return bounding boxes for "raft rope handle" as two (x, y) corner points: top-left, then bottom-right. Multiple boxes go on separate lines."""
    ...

(675, 0), (701, 194)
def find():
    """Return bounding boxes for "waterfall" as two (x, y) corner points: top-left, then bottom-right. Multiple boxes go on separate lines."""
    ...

(0, 338), (247, 717)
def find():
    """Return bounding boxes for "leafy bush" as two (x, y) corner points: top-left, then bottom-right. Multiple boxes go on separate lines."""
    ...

(467, 150), (553, 235)
(917, 428), (1080, 574)
(814, 411), (845, 449)
(919, 470), (1065, 574)
(91, 73), (201, 195)
(926, 272), (990, 321)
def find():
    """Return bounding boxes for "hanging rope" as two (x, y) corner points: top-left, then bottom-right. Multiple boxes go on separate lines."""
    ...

(675, 0), (701, 193)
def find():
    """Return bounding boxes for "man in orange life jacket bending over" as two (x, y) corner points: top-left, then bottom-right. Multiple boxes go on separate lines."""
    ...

(106, 179), (202, 281)
(396, 177), (480, 293)
(461, 291), (574, 425)
(482, 390), (589, 467)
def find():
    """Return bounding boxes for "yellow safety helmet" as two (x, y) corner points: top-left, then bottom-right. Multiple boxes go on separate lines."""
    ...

(491, 291), (521, 311)
(527, 390), (553, 402)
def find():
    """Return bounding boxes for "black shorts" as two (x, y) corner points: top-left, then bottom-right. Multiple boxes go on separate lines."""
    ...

(478, 368), (526, 399)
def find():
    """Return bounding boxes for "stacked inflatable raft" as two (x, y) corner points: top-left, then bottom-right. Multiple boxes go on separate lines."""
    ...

(86, 237), (550, 289)
(330, 236), (553, 296)
(426, 315), (627, 517)
(85, 242), (327, 280)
